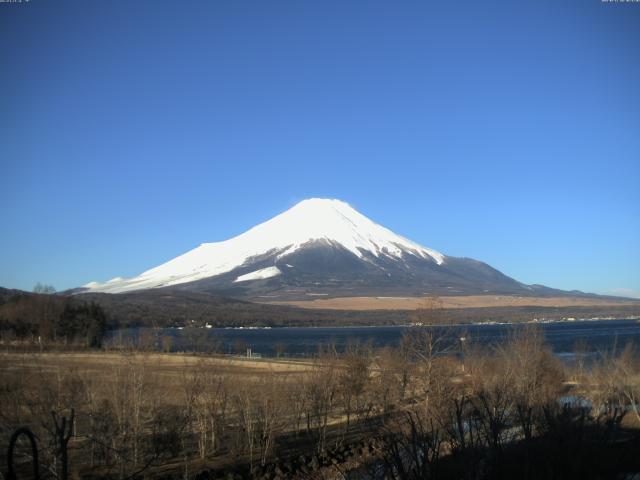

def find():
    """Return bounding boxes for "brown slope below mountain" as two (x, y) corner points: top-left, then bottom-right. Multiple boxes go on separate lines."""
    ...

(264, 294), (640, 311)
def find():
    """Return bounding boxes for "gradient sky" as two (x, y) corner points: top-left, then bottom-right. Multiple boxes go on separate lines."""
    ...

(1, 0), (639, 297)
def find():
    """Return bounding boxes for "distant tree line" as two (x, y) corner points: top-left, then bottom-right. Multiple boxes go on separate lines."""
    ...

(2, 286), (639, 332)
(0, 288), (107, 347)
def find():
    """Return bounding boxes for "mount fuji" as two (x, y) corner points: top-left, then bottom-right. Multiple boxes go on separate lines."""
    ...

(80, 198), (565, 300)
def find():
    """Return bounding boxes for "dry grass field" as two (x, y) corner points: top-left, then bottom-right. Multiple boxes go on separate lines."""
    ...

(0, 351), (324, 478)
(0, 351), (313, 391)
(265, 294), (640, 311)
(2, 337), (640, 479)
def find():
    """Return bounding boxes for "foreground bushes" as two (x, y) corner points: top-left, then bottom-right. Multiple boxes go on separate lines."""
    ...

(1, 328), (640, 479)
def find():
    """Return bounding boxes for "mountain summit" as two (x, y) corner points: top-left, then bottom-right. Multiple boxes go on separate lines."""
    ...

(82, 198), (560, 299)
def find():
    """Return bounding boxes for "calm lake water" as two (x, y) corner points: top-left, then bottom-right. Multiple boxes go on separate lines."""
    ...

(108, 319), (640, 358)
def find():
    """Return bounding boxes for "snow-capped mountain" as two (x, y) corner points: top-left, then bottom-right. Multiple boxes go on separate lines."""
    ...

(81, 198), (551, 299)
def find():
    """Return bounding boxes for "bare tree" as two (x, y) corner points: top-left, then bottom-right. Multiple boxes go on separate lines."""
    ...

(611, 342), (640, 424)
(378, 404), (444, 480)
(51, 409), (75, 480)
(232, 381), (258, 469)
(496, 326), (563, 441)
(306, 354), (339, 454)
(274, 342), (286, 358)
(374, 347), (412, 414)
(33, 282), (56, 294)
(468, 353), (514, 451)
(338, 345), (371, 431)
(255, 372), (287, 466)
(161, 334), (173, 353)
(108, 356), (151, 477)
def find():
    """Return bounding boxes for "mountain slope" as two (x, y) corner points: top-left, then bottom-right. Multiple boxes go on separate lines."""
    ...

(80, 198), (570, 299)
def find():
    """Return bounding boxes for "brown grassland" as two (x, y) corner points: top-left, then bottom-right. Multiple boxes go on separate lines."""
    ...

(266, 294), (640, 311)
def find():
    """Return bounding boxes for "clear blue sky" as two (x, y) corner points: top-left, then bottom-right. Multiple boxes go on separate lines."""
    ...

(1, 0), (638, 297)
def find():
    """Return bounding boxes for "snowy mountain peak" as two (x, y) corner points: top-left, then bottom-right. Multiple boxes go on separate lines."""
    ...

(241, 197), (444, 263)
(83, 198), (445, 294)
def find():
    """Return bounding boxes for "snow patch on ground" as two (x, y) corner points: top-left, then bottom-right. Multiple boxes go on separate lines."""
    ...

(234, 266), (282, 283)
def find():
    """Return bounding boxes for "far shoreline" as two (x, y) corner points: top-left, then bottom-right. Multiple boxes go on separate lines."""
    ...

(117, 316), (640, 331)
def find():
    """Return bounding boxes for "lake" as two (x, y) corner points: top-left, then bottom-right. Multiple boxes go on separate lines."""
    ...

(107, 318), (640, 358)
